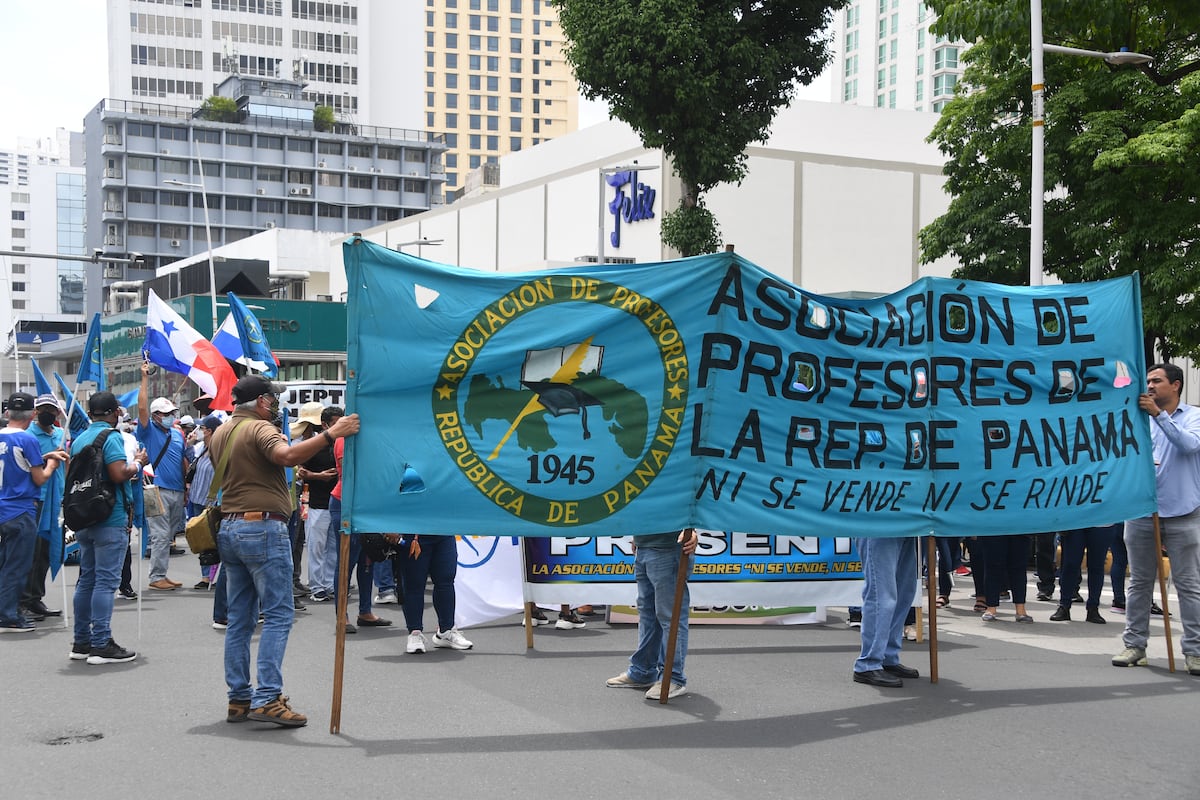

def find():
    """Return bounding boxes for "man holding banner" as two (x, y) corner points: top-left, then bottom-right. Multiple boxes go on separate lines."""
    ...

(1114, 364), (1200, 674)
(853, 537), (921, 687)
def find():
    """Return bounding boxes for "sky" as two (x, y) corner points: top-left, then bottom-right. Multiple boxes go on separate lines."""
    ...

(0, 1), (829, 147)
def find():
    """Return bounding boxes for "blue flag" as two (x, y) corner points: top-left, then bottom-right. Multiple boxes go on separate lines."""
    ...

(220, 292), (278, 378)
(30, 358), (54, 397)
(76, 312), (106, 389)
(53, 372), (89, 440)
(342, 239), (1158, 539)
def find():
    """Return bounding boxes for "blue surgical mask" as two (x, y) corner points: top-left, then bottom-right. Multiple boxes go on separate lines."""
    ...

(159, 414), (177, 428)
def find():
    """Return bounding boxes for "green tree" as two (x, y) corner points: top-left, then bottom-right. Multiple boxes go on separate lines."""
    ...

(921, 0), (1200, 361)
(313, 105), (335, 132)
(553, 0), (845, 256)
(198, 96), (239, 123)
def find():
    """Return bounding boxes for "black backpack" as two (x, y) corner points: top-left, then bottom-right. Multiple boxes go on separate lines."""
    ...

(62, 428), (123, 531)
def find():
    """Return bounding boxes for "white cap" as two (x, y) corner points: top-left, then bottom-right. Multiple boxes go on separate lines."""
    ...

(150, 397), (178, 415)
(179, 414), (195, 427)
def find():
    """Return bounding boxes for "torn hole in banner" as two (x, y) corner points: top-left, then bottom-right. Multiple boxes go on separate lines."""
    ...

(398, 463), (427, 495)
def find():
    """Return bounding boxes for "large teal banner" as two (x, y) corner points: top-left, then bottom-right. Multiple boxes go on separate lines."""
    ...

(343, 238), (1156, 538)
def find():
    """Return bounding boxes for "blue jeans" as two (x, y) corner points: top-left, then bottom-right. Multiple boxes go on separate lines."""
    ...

(218, 518), (294, 707)
(1058, 525), (1117, 609)
(628, 544), (692, 686)
(374, 560), (396, 594)
(400, 534), (457, 633)
(1123, 511), (1200, 656)
(334, 533), (374, 617)
(855, 536), (918, 673)
(72, 525), (128, 647)
(0, 512), (36, 624)
(1110, 535), (1128, 606)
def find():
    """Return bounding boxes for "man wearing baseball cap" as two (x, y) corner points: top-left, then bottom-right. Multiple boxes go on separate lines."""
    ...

(208, 374), (360, 726)
(0, 393), (68, 633)
(18, 394), (68, 621)
(137, 362), (190, 590)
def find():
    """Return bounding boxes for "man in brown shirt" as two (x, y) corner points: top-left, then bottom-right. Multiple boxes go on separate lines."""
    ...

(208, 375), (359, 727)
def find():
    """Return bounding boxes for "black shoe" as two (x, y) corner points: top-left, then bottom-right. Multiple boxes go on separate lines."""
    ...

(18, 606), (45, 622)
(293, 581), (310, 596)
(853, 669), (903, 688)
(86, 639), (136, 665)
(118, 587), (138, 600)
(1036, 592), (1053, 602)
(169, 546), (186, 556)
(882, 663), (919, 679)
(1085, 607), (1106, 624)
(1049, 606), (1071, 622)
(26, 600), (61, 617)
(293, 599), (307, 611)
(1072, 593), (1085, 604)
(1151, 602), (1164, 616)
(344, 623), (357, 634)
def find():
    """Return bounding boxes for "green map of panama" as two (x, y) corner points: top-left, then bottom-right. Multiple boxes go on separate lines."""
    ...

(463, 344), (649, 459)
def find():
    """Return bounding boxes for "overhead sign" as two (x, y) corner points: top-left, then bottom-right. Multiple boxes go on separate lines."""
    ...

(342, 239), (1157, 538)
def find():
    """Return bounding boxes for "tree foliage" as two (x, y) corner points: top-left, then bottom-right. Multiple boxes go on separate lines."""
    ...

(554, 0), (844, 255)
(921, 0), (1200, 361)
(198, 96), (239, 123)
(313, 105), (335, 132)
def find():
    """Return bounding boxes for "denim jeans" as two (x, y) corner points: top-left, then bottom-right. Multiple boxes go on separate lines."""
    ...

(72, 525), (129, 647)
(218, 518), (294, 707)
(854, 536), (918, 673)
(628, 544), (692, 686)
(305, 508), (333, 594)
(334, 532), (373, 617)
(146, 488), (185, 582)
(1123, 511), (1200, 656)
(1057, 525), (1117, 609)
(373, 560), (396, 594)
(0, 512), (36, 624)
(399, 534), (457, 633)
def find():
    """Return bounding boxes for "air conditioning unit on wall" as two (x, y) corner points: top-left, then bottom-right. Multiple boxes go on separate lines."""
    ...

(170, 239), (181, 247)
(299, 187), (311, 195)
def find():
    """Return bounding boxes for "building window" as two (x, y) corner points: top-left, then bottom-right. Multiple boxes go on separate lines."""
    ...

(469, 114), (481, 130)
(318, 140), (344, 155)
(349, 175), (372, 189)
(509, 117), (521, 132)
(378, 177), (399, 191)
(349, 144), (372, 158)
(510, 97), (522, 113)
(227, 196), (253, 212)
(194, 129), (220, 144)
(258, 135), (283, 150)
(11, 283), (26, 293)
(933, 73), (958, 96)
(258, 166), (283, 181)
(160, 191), (189, 207)
(934, 46), (959, 70)
(227, 164), (252, 180)
(486, 135), (498, 150)
(317, 173), (343, 187)
(446, 112), (458, 127)
(510, 58), (522, 73)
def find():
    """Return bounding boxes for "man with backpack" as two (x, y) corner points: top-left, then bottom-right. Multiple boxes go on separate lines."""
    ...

(67, 392), (148, 664)
(0, 393), (68, 633)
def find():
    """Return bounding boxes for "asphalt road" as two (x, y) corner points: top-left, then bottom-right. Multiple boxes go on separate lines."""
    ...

(3, 558), (1197, 800)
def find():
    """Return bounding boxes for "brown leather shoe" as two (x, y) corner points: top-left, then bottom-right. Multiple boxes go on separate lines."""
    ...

(165, 578), (183, 587)
(227, 699), (251, 723)
(148, 579), (176, 590)
(247, 695), (307, 727)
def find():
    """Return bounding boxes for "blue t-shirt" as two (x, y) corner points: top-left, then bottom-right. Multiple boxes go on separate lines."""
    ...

(136, 419), (186, 492)
(32, 424), (65, 503)
(0, 426), (47, 524)
(71, 422), (133, 529)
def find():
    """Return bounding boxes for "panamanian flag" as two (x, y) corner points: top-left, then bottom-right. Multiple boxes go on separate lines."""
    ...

(211, 292), (279, 378)
(143, 289), (236, 410)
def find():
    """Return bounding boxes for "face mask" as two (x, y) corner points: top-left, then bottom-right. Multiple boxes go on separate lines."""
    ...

(37, 411), (57, 427)
(159, 414), (177, 428)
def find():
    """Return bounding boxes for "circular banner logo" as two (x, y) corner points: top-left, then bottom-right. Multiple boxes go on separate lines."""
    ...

(432, 275), (688, 527)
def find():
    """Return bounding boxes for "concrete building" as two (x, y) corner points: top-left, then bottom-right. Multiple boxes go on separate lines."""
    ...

(106, 0), (578, 198)
(107, 0), (423, 126)
(0, 134), (90, 397)
(829, 1), (965, 112)
(422, 0), (578, 193)
(354, 100), (958, 297)
(84, 73), (446, 320)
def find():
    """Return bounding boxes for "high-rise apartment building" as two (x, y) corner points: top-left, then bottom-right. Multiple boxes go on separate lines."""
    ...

(107, 0), (578, 196)
(422, 0), (578, 192)
(0, 135), (90, 395)
(830, 1), (964, 113)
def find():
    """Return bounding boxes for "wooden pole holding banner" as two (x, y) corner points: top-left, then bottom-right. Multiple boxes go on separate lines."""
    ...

(330, 531), (351, 733)
(1152, 513), (1176, 673)
(658, 530), (694, 706)
(925, 536), (939, 683)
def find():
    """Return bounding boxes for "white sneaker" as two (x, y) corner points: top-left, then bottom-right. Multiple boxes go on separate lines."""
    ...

(406, 631), (427, 654)
(432, 628), (473, 650)
(606, 671), (654, 689)
(644, 682), (687, 700)
(374, 591), (398, 604)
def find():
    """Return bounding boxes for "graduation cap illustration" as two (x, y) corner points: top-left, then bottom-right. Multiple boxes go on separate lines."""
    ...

(519, 342), (606, 439)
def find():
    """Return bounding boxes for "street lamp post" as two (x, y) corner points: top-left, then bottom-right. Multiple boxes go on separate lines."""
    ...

(598, 163), (659, 264)
(394, 237), (444, 259)
(163, 141), (218, 335)
(1029, 0), (1152, 286)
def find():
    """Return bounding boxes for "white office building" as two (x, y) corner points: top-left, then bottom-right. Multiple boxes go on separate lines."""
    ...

(829, 1), (965, 112)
